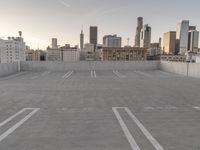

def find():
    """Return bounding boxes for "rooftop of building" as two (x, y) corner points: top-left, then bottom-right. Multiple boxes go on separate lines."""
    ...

(0, 61), (200, 150)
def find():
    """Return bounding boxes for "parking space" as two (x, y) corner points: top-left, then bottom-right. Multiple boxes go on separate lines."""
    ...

(0, 70), (199, 150)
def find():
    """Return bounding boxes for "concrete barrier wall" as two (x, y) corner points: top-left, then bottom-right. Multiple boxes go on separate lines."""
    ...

(188, 63), (200, 78)
(0, 62), (19, 77)
(21, 61), (159, 71)
(160, 61), (200, 78)
(159, 61), (188, 76)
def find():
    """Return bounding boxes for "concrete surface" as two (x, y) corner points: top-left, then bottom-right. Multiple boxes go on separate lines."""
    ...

(0, 62), (19, 77)
(0, 70), (200, 150)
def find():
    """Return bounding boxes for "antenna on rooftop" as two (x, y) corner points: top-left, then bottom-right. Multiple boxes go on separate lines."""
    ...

(19, 31), (22, 37)
(127, 38), (130, 46)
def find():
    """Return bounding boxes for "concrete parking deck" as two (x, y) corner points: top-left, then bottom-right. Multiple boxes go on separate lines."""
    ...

(0, 70), (200, 150)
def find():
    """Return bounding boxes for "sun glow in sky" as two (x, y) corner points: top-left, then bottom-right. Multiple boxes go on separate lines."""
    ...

(0, 0), (199, 49)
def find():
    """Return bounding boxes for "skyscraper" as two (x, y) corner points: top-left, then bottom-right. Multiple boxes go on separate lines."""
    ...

(140, 24), (151, 49)
(52, 38), (58, 49)
(188, 29), (199, 52)
(135, 17), (143, 47)
(176, 20), (189, 54)
(90, 26), (98, 51)
(80, 29), (84, 50)
(163, 31), (176, 54)
(103, 35), (122, 48)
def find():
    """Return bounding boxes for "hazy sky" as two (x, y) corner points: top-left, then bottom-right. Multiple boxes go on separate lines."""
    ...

(0, 0), (199, 49)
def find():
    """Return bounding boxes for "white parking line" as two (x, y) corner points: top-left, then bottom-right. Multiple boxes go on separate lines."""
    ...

(91, 70), (97, 78)
(41, 71), (50, 76)
(93, 70), (97, 78)
(31, 75), (40, 80)
(144, 107), (155, 110)
(0, 108), (40, 143)
(31, 71), (51, 79)
(193, 106), (200, 110)
(0, 108), (27, 128)
(112, 107), (141, 150)
(113, 70), (126, 78)
(62, 71), (73, 79)
(1, 72), (27, 80)
(124, 107), (165, 150)
(91, 71), (94, 78)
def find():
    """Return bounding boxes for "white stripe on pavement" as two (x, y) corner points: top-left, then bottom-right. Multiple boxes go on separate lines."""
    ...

(93, 70), (97, 78)
(91, 70), (97, 78)
(1, 72), (27, 80)
(0, 108), (27, 128)
(0, 108), (40, 143)
(113, 70), (126, 78)
(91, 71), (94, 78)
(124, 107), (165, 150)
(65, 71), (73, 79)
(41, 71), (50, 76)
(62, 71), (73, 79)
(31, 75), (40, 80)
(193, 106), (200, 110)
(112, 107), (141, 150)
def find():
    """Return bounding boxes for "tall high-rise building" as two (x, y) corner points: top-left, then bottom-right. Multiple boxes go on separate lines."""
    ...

(135, 17), (143, 47)
(140, 24), (151, 49)
(103, 35), (122, 48)
(163, 31), (176, 54)
(176, 20), (189, 54)
(80, 29), (84, 50)
(52, 38), (58, 49)
(90, 26), (98, 51)
(188, 29), (199, 52)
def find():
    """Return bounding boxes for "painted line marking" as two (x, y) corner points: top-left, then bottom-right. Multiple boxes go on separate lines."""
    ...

(31, 71), (51, 79)
(65, 71), (73, 79)
(91, 70), (97, 78)
(124, 107), (165, 150)
(167, 106), (177, 110)
(91, 70), (94, 78)
(144, 107), (155, 110)
(41, 71), (50, 76)
(112, 107), (140, 150)
(31, 75), (40, 80)
(0, 108), (40, 143)
(0, 108), (27, 128)
(1, 72), (27, 80)
(193, 106), (200, 110)
(62, 71), (71, 78)
(62, 71), (73, 79)
(135, 71), (153, 78)
(113, 70), (126, 78)
(93, 70), (97, 78)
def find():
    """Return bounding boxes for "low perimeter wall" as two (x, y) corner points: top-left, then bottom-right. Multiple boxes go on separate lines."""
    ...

(21, 61), (159, 71)
(0, 62), (19, 77)
(160, 61), (200, 78)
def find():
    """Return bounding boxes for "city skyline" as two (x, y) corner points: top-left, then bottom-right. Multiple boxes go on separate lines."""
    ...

(0, 0), (200, 49)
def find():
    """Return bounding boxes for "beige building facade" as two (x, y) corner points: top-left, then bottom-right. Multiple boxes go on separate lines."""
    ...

(163, 31), (176, 54)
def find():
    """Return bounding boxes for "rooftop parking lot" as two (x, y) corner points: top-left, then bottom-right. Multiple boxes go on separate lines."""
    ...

(0, 70), (200, 150)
